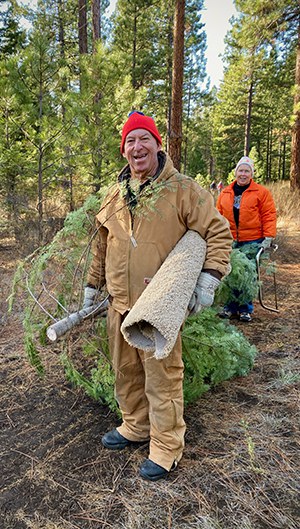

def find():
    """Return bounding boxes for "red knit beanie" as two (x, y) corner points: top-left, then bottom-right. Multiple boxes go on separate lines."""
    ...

(120, 111), (162, 153)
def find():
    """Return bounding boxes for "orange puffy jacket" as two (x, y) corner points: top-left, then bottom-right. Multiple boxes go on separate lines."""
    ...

(216, 179), (277, 242)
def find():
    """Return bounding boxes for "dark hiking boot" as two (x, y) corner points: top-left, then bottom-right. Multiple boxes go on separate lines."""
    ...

(139, 459), (177, 481)
(102, 429), (148, 450)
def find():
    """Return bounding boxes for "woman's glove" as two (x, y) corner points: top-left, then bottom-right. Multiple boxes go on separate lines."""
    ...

(83, 286), (98, 309)
(261, 237), (273, 250)
(188, 272), (221, 315)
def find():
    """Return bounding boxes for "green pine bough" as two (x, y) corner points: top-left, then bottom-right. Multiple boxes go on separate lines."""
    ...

(216, 245), (259, 306)
(9, 196), (257, 413)
(59, 309), (257, 411)
(182, 308), (256, 404)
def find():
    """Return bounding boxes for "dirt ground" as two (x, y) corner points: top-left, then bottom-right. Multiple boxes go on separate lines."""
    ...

(0, 225), (299, 529)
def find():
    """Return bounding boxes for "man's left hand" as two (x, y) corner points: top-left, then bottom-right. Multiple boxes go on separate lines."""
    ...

(188, 272), (221, 315)
(83, 286), (98, 309)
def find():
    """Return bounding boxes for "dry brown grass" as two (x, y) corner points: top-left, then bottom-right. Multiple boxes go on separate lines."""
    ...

(268, 181), (300, 231)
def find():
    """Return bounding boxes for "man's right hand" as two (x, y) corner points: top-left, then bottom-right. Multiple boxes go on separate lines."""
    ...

(83, 286), (98, 309)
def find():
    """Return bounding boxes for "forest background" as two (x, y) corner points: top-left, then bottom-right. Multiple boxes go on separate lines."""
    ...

(0, 0), (300, 250)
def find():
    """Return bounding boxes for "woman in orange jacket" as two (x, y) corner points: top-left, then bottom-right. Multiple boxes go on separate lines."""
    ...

(216, 156), (277, 322)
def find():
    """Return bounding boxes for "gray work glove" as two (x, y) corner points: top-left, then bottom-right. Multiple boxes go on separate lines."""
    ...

(83, 286), (98, 309)
(261, 237), (273, 250)
(188, 272), (221, 315)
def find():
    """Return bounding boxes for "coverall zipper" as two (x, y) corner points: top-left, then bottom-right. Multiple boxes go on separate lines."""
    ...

(128, 211), (137, 308)
(130, 210), (137, 247)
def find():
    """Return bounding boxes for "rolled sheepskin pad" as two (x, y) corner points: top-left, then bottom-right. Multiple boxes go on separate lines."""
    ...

(121, 230), (207, 360)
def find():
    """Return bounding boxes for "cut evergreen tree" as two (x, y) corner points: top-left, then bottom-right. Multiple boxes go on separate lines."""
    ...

(182, 308), (256, 404)
(10, 196), (257, 413)
(216, 245), (259, 307)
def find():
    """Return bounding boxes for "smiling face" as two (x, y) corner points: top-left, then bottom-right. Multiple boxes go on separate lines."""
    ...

(123, 128), (161, 182)
(236, 164), (252, 186)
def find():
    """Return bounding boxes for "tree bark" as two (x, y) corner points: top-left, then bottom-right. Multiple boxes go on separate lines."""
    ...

(58, 0), (73, 211)
(209, 156), (214, 179)
(282, 135), (286, 180)
(244, 80), (253, 156)
(268, 123), (273, 181)
(57, 0), (65, 59)
(290, 19), (300, 190)
(78, 0), (88, 55)
(132, 6), (138, 88)
(47, 299), (108, 342)
(169, 0), (185, 171)
(91, 0), (103, 192)
(92, 0), (101, 51)
(166, 10), (173, 152)
(183, 72), (192, 173)
(266, 118), (272, 181)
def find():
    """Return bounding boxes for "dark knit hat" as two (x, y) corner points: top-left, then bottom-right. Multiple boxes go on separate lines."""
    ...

(120, 111), (162, 153)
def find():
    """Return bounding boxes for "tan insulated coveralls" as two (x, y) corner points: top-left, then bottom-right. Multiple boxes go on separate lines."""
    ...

(87, 153), (232, 470)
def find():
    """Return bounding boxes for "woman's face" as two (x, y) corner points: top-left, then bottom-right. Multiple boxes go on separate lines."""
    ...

(236, 164), (252, 186)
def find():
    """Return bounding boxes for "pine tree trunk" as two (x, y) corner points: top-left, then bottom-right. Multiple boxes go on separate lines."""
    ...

(58, 0), (74, 212)
(209, 156), (214, 179)
(37, 73), (44, 245)
(278, 140), (282, 180)
(183, 73), (192, 173)
(92, 0), (101, 49)
(268, 124), (273, 181)
(169, 0), (185, 171)
(166, 11), (173, 152)
(78, 0), (88, 93)
(266, 119), (272, 180)
(58, 0), (65, 58)
(132, 4), (138, 89)
(244, 80), (253, 156)
(38, 144), (44, 245)
(290, 20), (300, 190)
(78, 0), (88, 54)
(92, 0), (102, 192)
(282, 135), (286, 180)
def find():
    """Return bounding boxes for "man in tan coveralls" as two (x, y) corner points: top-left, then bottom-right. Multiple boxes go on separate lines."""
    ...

(83, 111), (232, 481)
